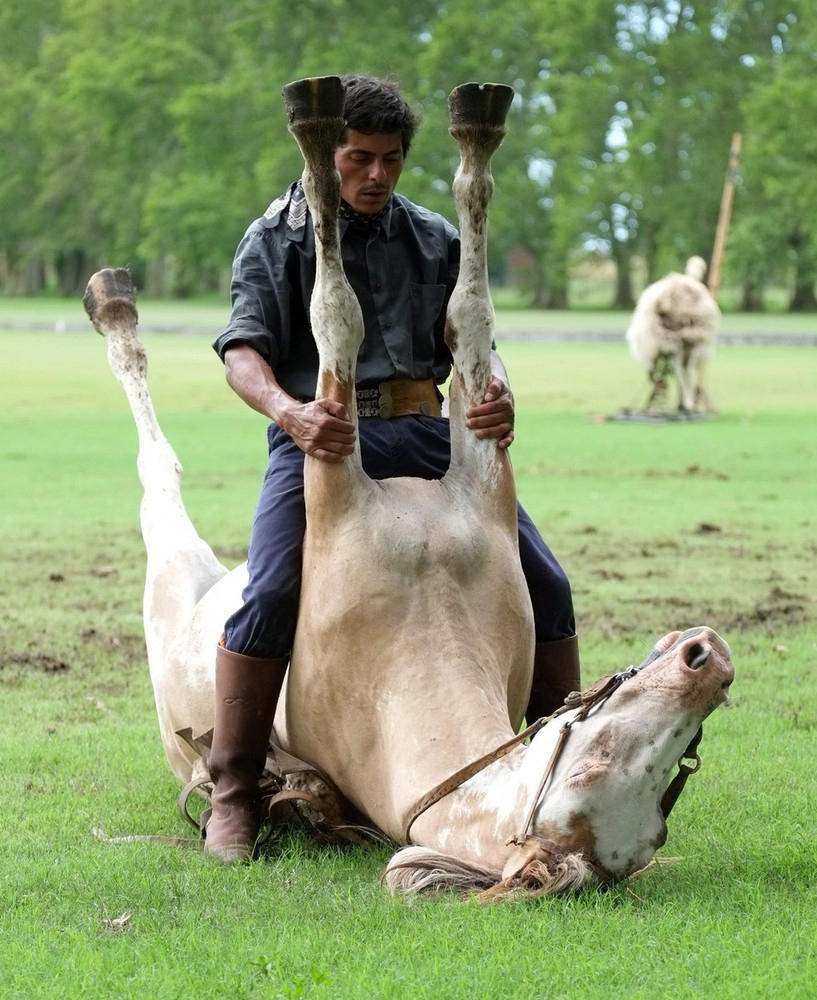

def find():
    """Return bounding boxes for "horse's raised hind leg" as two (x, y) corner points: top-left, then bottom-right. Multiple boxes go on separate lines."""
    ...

(443, 83), (516, 499)
(83, 269), (227, 647)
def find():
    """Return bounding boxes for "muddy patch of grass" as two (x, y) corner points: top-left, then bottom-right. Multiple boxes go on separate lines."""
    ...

(78, 628), (147, 666)
(724, 585), (815, 633)
(3, 651), (71, 674)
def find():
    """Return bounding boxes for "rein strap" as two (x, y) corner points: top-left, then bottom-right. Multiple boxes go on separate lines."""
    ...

(402, 715), (550, 844)
(402, 666), (640, 846)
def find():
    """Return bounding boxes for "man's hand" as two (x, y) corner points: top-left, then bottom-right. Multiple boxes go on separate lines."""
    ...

(281, 398), (356, 462)
(223, 345), (356, 463)
(465, 377), (514, 449)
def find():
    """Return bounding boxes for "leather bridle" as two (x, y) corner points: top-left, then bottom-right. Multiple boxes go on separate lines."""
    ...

(402, 662), (704, 847)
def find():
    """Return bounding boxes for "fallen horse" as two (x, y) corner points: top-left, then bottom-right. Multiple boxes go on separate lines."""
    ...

(83, 77), (734, 898)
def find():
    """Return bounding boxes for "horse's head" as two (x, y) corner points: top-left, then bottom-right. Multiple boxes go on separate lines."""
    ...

(505, 627), (734, 889)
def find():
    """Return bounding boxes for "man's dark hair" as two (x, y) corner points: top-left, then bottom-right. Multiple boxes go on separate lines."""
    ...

(340, 75), (420, 155)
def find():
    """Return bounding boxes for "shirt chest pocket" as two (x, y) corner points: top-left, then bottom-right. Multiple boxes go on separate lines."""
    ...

(409, 283), (447, 339)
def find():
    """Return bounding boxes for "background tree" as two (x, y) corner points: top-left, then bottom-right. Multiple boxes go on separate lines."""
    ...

(0, 2), (63, 292)
(736, 6), (817, 309)
(0, 0), (814, 308)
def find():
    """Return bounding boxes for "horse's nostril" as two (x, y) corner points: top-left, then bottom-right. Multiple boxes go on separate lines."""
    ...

(687, 642), (710, 669)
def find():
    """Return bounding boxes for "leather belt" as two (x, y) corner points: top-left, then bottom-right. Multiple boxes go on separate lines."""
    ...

(355, 378), (441, 419)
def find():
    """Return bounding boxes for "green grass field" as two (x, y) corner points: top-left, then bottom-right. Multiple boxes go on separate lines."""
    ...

(1, 315), (816, 999)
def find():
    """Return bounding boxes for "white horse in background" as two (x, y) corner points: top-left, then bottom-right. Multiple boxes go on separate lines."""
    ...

(626, 256), (721, 414)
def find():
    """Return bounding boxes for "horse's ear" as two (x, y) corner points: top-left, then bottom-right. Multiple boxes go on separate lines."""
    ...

(500, 836), (550, 883)
(477, 836), (592, 901)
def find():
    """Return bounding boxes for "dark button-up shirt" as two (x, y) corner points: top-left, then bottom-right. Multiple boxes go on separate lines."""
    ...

(213, 182), (460, 399)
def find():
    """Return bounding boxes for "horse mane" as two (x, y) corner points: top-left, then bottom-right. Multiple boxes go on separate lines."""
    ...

(383, 846), (596, 902)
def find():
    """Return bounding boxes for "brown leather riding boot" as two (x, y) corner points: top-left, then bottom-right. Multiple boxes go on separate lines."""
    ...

(204, 645), (288, 864)
(525, 634), (582, 723)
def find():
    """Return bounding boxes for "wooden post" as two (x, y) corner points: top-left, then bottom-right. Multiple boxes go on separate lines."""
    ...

(707, 132), (742, 300)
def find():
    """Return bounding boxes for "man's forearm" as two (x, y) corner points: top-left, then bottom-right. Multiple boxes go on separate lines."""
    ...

(223, 343), (298, 429)
(223, 343), (356, 460)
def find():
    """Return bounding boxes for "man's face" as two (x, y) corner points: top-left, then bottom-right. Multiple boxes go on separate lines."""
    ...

(334, 129), (404, 215)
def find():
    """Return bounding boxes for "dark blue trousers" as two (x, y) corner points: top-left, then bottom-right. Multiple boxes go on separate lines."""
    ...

(223, 415), (575, 657)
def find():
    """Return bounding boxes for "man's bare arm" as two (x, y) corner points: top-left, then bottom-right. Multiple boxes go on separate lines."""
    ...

(223, 343), (355, 462)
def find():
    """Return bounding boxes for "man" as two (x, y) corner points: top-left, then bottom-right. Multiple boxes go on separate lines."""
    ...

(207, 75), (580, 863)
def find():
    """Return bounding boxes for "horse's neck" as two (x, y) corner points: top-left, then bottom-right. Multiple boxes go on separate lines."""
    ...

(409, 717), (568, 868)
(413, 758), (527, 869)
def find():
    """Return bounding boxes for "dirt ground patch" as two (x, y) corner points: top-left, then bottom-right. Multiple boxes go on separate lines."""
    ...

(723, 586), (815, 633)
(4, 651), (70, 673)
(78, 628), (147, 667)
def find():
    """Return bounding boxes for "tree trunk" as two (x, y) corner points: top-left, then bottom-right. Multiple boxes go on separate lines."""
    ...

(610, 240), (634, 308)
(640, 220), (662, 285)
(790, 282), (817, 311)
(56, 250), (89, 296)
(524, 252), (550, 308)
(28, 257), (47, 294)
(545, 286), (568, 308)
(143, 256), (169, 297)
(1, 253), (47, 294)
(544, 254), (569, 309)
(739, 281), (764, 311)
(788, 231), (817, 311)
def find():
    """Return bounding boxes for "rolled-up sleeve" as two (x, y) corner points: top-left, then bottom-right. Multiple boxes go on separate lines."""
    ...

(212, 223), (290, 367)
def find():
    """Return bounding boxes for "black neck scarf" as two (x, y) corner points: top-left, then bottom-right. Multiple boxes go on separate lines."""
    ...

(338, 199), (388, 231)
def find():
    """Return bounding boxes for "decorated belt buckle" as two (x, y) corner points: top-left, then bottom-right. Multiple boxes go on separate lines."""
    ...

(356, 386), (379, 418)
